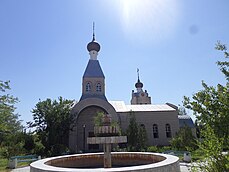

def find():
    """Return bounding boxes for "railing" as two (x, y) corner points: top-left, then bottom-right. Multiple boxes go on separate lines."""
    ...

(8, 155), (41, 169)
(163, 150), (189, 156)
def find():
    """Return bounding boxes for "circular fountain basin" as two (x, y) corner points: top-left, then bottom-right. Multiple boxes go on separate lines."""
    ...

(30, 152), (180, 172)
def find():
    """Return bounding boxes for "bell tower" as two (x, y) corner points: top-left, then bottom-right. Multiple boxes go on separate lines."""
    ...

(131, 69), (151, 105)
(80, 23), (107, 101)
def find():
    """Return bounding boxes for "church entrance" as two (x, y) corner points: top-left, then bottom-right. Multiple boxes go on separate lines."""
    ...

(76, 105), (107, 152)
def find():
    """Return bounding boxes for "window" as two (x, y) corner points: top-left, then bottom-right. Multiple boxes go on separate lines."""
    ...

(153, 124), (159, 138)
(86, 82), (91, 92)
(165, 124), (171, 138)
(140, 124), (145, 128)
(96, 83), (102, 92)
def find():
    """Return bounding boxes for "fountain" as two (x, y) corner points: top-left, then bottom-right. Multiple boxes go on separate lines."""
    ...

(87, 113), (127, 168)
(30, 114), (180, 171)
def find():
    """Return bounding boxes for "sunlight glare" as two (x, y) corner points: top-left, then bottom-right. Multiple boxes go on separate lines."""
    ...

(115, 0), (180, 43)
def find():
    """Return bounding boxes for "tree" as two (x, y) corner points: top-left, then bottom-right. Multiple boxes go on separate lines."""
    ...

(171, 125), (196, 151)
(126, 112), (138, 151)
(0, 80), (21, 135)
(137, 125), (148, 151)
(178, 105), (187, 115)
(126, 112), (148, 151)
(28, 97), (74, 156)
(215, 42), (229, 81)
(23, 132), (36, 152)
(192, 125), (229, 172)
(183, 42), (229, 171)
(0, 80), (23, 158)
(183, 41), (229, 148)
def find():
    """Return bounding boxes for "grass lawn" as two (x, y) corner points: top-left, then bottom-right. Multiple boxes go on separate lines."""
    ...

(0, 158), (30, 172)
(0, 158), (10, 172)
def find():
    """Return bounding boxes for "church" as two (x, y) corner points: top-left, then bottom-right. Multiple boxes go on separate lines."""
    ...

(69, 31), (195, 153)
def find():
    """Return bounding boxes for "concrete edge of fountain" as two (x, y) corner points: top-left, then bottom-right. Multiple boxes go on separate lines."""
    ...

(30, 152), (180, 172)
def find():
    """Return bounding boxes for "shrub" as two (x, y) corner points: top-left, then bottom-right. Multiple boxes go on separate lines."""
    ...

(147, 146), (158, 152)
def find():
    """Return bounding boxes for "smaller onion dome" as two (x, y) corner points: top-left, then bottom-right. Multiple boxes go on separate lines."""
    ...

(135, 79), (143, 88)
(87, 40), (100, 52)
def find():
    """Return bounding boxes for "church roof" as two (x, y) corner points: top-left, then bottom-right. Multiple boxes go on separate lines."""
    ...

(178, 115), (195, 128)
(80, 94), (107, 101)
(83, 60), (105, 78)
(109, 101), (176, 112)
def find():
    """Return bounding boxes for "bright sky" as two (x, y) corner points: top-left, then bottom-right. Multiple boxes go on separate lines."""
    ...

(1, 0), (229, 126)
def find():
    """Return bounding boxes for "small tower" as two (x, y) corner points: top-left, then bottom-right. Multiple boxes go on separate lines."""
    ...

(131, 69), (151, 105)
(80, 23), (107, 101)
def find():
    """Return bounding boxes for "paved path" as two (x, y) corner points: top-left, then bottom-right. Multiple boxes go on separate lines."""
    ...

(11, 166), (30, 172)
(11, 163), (191, 172)
(180, 162), (192, 172)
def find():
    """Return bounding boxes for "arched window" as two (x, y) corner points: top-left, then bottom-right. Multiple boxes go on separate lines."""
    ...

(96, 83), (102, 92)
(86, 82), (91, 92)
(165, 124), (171, 138)
(140, 124), (145, 128)
(153, 124), (159, 138)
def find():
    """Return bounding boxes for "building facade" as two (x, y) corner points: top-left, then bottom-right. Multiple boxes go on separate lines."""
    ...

(69, 34), (191, 153)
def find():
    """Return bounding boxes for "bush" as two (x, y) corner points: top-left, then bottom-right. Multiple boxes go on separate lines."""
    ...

(33, 139), (45, 156)
(159, 146), (172, 153)
(51, 144), (69, 156)
(147, 146), (158, 152)
(171, 125), (197, 151)
(192, 125), (229, 172)
(0, 157), (10, 171)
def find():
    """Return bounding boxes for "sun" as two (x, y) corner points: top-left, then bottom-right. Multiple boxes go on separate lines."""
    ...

(113, 0), (181, 43)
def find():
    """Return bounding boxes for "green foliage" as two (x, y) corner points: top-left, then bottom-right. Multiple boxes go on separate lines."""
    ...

(0, 157), (10, 171)
(147, 146), (158, 152)
(184, 82), (229, 148)
(215, 41), (229, 81)
(183, 42), (229, 171)
(0, 156), (30, 171)
(126, 112), (148, 151)
(192, 125), (229, 172)
(147, 146), (172, 153)
(0, 80), (26, 171)
(138, 125), (148, 151)
(32, 134), (45, 156)
(159, 146), (172, 152)
(1, 132), (26, 159)
(28, 97), (74, 156)
(94, 112), (122, 136)
(178, 105), (187, 115)
(126, 112), (139, 151)
(0, 80), (24, 159)
(94, 112), (104, 126)
(0, 80), (22, 136)
(113, 145), (127, 152)
(184, 42), (229, 149)
(111, 121), (122, 136)
(171, 125), (197, 151)
(190, 149), (206, 161)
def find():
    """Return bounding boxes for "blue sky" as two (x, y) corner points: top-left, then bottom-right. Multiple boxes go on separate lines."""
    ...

(1, 0), (229, 126)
